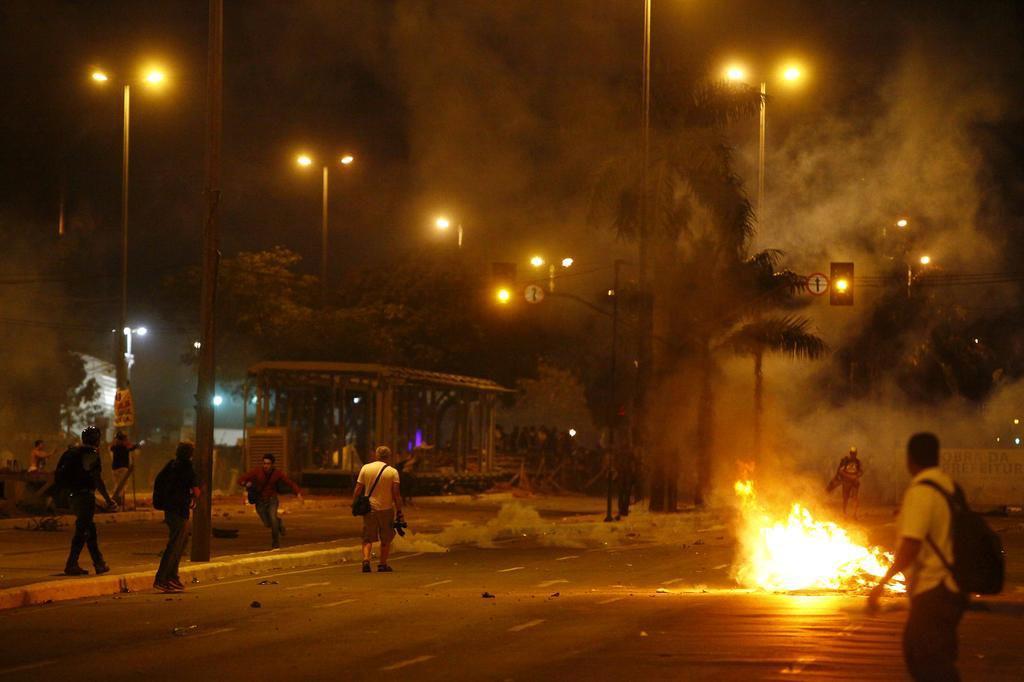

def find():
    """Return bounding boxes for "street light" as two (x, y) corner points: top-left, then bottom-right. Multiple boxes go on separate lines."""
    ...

(919, 255), (931, 266)
(295, 151), (356, 300)
(122, 326), (148, 384)
(495, 287), (511, 304)
(561, 257), (574, 268)
(722, 59), (807, 222)
(89, 63), (169, 392)
(896, 218), (909, 228)
(529, 255), (545, 268)
(434, 215), (463, 248)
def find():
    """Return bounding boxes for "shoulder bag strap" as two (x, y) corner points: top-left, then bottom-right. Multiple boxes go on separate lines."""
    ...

(915, 479), (956, 574)
(367, 464), (389, 497)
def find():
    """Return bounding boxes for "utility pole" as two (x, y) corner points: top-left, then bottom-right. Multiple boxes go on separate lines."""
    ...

(192, 0), (222, 562)
(605, 259), (623, 522)
(321, 164), (329, 302)
(117, 83), (131, 392)
(636, 0), (655, 507)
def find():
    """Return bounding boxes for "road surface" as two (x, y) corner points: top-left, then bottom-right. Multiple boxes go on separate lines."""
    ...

(2, 536), (1021, 681)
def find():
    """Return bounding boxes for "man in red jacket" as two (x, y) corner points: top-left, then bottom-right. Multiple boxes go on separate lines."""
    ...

(239, 454), (302, 549)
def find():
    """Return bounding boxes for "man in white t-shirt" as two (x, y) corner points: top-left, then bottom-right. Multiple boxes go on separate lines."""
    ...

(353, 446), (403, 573)
(868, 432), (967, 681)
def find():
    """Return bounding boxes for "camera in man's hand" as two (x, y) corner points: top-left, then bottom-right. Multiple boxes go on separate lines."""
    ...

(392, 517), (408, 537)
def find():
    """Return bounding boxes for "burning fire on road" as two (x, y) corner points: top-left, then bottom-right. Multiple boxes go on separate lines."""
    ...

(731, 480), (904, 594)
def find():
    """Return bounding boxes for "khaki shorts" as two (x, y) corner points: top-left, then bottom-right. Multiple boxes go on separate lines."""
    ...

(362, 508), (396, 545)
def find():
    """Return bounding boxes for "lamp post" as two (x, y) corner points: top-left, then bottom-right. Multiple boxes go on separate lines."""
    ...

(297, 152), (355, 300)
(90, 65), (168, 391)
(122, 326), (148, 384)
(434, 216), (463, 248)
(723, 61), (805, 221)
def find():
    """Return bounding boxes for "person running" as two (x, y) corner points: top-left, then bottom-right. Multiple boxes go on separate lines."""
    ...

(58, 426), (116, 576)
(868, 433), (967, 681)
(353, 446), (403, 573)
(109, 431), (140, 509)
(152, 441), (201, 593)
(238, 454), (302, 549)
(827, 446), (864, 518)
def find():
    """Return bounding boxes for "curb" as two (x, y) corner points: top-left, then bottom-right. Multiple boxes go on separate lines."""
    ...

(0, 498), (353, 531)
(0, 541), (365, 612)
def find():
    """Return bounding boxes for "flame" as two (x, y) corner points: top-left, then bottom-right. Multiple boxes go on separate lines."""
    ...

(732, 480), (904, 593)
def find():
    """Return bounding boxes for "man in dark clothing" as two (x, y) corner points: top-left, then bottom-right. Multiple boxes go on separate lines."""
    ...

(153, 442), (201, 593)
(60, 426), (116, 576)
(238, 454), (302, 549)
(109, 431), (140, 509)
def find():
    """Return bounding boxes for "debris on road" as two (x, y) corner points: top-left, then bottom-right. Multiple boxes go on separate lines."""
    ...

(549, 592), (560, 598)
(656, 588), (671, 594)
(482, 592), (496, 599)
(258, 580), (278, 585)
(250, 601), (262, 608)
(172, 626), (198, 637)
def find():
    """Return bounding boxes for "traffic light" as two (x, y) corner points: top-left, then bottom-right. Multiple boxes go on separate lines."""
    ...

(490, 262), (517, 305)
(830, 262), (854, 306)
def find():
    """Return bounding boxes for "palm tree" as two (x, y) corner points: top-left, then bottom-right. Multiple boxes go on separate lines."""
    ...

(723, 314), (828, 462)
(589, 79), (763, 511)
(729, 251), (825, 461)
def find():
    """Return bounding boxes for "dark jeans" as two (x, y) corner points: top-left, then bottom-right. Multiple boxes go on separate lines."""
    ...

(66, 492), (104, 568)
(156, 512), (190, 583)
(255, 497), (281, 547)
(904, 584), (968, 681)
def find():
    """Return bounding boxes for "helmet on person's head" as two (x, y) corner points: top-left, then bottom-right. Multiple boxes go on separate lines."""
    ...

(849, 446), (858, 455)
(81, 426), (102, 446)
(115, 431), (126, 440)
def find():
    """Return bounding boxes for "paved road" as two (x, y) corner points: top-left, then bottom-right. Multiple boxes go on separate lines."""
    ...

(3, 537), (1021, 681)
(0, 496), (602, 588)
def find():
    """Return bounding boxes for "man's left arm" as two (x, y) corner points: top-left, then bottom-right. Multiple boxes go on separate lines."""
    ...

(868, 537), (921, 611)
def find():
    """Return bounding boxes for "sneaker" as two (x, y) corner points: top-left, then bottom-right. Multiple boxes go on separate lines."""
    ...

(64, 565), (88, 576)
(271, 541), (280, 550)
(377, 564), (393, 573)
(362, 561), (371, 573)
(168, 578), (185, 591)
(94, 563), (111, 575)
(154, 580), (181, 593)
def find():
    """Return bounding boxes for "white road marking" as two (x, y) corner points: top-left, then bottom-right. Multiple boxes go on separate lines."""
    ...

(423, 579), (453, 588)
(285, 581), (330, 591)
(380, 655), (435, 671)
(185, 627), (236, 640)
(314, 599), (355, 608)
(597, 597), (624, 605)
(713, 563), (729, 570)
(660, 578), (684, 585)
(0, 660), (56, 676)
(498, 566), (525, 573)
(508, 619), (545, 632)
(780, 655), (816, 674)
(538, 579), (569, 588)
(555, 555), (580, 561)
(191, 564), (344, 591)
(390, 552), (424, 562)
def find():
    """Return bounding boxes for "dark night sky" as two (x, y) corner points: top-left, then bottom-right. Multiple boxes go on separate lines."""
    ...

(1, 0), (1022, 432)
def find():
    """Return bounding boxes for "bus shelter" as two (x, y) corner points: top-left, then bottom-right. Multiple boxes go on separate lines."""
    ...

(244, 361), (513, 488)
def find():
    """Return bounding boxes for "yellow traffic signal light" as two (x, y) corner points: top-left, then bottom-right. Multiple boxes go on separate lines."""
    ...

(830, 262), (854, 305)
(495, 288), (512, 304)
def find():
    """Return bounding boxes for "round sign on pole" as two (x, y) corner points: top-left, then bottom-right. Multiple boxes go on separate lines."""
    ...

(805, 272), (829, 296)
(524, 284), (545, 304)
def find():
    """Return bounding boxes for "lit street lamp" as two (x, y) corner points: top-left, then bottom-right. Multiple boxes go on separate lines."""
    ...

(90, 64), (169, 391)
(295, 151), (356, 300)
(434, 215), (463, 248)
(723, 60), (806, 222)
(122, 326), (148, 384)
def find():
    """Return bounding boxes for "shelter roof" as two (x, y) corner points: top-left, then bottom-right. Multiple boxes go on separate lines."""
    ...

(247, 361), (513, 393)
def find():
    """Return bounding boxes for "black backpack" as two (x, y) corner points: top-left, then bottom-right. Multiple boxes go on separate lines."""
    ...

(918, 480), (1005, 595)
(54, 447), (90, 492)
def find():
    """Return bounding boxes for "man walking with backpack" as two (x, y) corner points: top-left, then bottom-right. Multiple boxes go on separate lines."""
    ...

(152, 442), (201, 593)
(238, 454), (302, 549)
(57, 426), (116, 576)
(352, 446), (403, 573)
(869, 432), (1004, 681)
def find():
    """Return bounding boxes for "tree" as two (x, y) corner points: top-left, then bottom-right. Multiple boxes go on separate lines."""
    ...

(589, 79), (763, 511)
